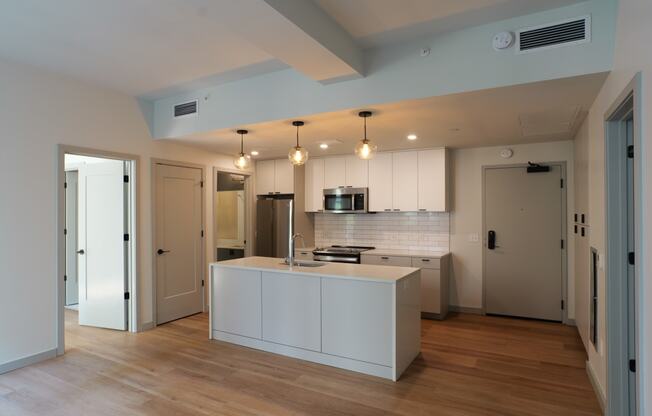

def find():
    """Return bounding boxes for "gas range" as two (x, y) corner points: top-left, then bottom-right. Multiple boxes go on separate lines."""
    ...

(312, 245), (375, 264)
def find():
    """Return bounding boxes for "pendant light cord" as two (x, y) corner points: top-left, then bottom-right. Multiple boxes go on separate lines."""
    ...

(240, 133), (244, 154)
(364, 116), (367, 143)
(296, 125), (300, 148)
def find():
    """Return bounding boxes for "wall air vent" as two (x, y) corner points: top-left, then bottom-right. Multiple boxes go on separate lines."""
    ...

(174, 100), (198, 118)
(517, 16), (590, 53)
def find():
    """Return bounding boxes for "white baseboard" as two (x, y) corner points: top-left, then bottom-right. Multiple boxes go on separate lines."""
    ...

(565, 318), (577, 326)
(0, 348), (57, 375)
(449, 305), (484, 315)
(586, 360), (606, 413)
(140, 321), (155, 331)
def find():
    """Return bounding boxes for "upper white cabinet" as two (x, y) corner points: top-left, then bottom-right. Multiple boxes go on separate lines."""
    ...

(344, 156), (368, 188)
(305, 158), (325, 212)
(418, 149), (448, 212)
(324, 157), (346, 189)
(368, 153), (393, 212)
(256, 159), (295, 195)
(392, 152), (418, 212)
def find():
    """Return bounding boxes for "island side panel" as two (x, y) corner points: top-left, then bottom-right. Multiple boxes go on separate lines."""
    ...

(321, 277), (393, 367)
(394, 270), (421, 380)
(212, 266), (262, 339)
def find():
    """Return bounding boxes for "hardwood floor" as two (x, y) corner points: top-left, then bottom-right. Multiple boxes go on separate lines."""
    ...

(0, 310), (601, 415)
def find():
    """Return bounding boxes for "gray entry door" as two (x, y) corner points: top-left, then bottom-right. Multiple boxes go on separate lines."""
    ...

(484, 164), (564, 321)
(155, 164), (204, 325)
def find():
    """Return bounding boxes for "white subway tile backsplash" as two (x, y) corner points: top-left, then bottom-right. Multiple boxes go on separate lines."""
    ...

(314, 212), (450, 252)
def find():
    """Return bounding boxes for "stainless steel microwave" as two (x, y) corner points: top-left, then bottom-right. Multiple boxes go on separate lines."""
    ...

(323, 187), (368, 213)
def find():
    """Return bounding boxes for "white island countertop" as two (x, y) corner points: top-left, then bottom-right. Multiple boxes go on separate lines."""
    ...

(212, 256), (419, 283)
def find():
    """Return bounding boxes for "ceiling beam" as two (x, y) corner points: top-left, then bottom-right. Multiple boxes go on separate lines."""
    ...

(217, 0), (364, 84)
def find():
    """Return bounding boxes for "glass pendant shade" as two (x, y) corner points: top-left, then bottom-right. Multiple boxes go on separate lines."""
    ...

(355, 111), (376, 160)
(233, 129), (251, 170)
(288, 121), (309, 166)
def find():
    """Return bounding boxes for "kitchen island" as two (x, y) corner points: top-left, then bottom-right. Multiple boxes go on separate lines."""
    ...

(209, 257), (421, 381)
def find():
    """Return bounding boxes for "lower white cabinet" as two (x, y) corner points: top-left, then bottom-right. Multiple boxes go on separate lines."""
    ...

(262, 272), (321, 351)
(321, 278), (393, 366)
(212, 268), (262, 338)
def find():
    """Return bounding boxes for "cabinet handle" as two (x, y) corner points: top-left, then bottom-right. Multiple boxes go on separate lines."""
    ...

(384, 209), (392, 212)
(381, 256), (389, 260)
(393, 209), (400, 212)
(421, 259), (430, 262)
(268, 192), (274, 195)
(419, 209), (427, 212)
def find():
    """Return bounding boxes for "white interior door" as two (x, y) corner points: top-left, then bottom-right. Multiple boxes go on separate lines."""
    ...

(77, 160), (128, 330)
(155, 164), (203, 325)
(484, 165), (563, 321)
(65, 171), (79, 306)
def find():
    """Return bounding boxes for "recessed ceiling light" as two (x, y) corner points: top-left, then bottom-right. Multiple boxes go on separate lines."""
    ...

(407, 134), (418, 140)
(250, 150), (259, 156)
(320, 143), (329, 149)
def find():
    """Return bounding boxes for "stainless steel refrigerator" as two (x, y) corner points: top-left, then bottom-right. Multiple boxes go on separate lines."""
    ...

(255, 197), (293, 258)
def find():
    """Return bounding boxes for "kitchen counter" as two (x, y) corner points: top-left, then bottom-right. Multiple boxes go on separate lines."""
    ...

(210, 257), (421, 381)
(214, 256), (419, 283)
(365, 249), (450, 258)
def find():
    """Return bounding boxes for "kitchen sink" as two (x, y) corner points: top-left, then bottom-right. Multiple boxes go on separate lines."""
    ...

(281, 260), (326, 268)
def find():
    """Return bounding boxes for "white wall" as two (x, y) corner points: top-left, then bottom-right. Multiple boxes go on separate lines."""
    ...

(449, 141), (575, 315)
(574, 0), (652, 408)
(0, 58), (251, 368)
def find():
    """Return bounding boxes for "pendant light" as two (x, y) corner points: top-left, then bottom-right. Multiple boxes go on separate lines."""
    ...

(233, 129), (251, 170)
(288, 120), (309, 166)
(355, 111), (377, 160)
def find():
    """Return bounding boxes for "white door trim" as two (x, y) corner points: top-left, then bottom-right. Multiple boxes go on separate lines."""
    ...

(56, 145), (139, 356)
(481, 162), (568, 323)
(151, 159), (206, 326)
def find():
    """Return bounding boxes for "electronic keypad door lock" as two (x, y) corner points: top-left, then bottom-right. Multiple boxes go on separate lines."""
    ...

(488, 231), (496, 250)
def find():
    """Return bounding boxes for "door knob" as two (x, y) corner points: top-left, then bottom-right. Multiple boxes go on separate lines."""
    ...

(76, 249), (85, 255)
(157, 249), (170, 255)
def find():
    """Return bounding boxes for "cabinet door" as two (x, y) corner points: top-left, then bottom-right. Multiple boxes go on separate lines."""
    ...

(305, 158), (324, 212)
(418, 149), (448, 212)
(368, 153), (393, 212)
(274, 159), (294, 194)
(321, 278), (393, 366)
(262, 272), (321, 351)
(324, 157), (346, 189)
(345, 155), (368, 188)
(392, 152), (418, 212)
(419, 268), (441, 314)
(256, 160), (276, 195)
(212, 267), (262, 339)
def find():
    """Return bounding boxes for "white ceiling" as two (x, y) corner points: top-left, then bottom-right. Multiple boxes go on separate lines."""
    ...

(180, 73), (608, 159)
(0, 0), (586, 97)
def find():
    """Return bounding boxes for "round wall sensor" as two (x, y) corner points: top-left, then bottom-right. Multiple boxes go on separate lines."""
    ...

(492, 31), (514, 51)
(500, 148), (514, 159)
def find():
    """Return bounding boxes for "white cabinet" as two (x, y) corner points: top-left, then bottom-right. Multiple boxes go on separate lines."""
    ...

(361, 254), (412, 267)
(418, 149), (448, 212)
(262, 272), (321, 351)
(368, 153), (393, 212)
(411, 255), (449, 319)
(256, 160), (276, 196)
(304, 158), (324, 212)
(344, 155), (368, 188)
(321, 278), (393, 366)
(256, 159), (295, 195)
(212, 268), (262, 339)
(392, 152), (418, 212)
(324, 157), (346, 189)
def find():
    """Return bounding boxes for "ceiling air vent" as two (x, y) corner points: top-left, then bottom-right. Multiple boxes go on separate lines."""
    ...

(174, 100), (198, 118)
(517, 16), (590, 53)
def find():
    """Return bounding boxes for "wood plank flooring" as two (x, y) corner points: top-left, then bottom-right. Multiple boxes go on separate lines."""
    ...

(0, 310), (601, 415)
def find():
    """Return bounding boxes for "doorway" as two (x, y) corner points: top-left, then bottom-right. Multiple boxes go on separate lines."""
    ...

(605, 74), (641, 416)
(214, 171), (249, 261)
(483, 163), (567, 322)
(153, 161), (205, 325)
(57, 147), (138, 355)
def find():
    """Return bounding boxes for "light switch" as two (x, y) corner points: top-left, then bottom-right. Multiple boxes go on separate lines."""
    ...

(468, 233), (479, 243)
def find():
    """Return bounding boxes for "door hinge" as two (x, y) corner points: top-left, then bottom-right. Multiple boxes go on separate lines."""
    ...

(560, 178), (564, 188)
(124, 234), (130, 241)
(124, 292), (130, 300)
(123, 175), (129, 183)
(200, 181), (204, 188)
(64, 228), (67, 235)
(201, 230), (204, 238)
(629, 359), (636, 372)
(201, 279), (205, 287)
(64, 182), (68, 189)
(628, 252), (635, 265)
(561, 300), (565, 310)
(628, 145), (634, 159)
(64, 274), (67, 281)
(561, 239), (564, 249)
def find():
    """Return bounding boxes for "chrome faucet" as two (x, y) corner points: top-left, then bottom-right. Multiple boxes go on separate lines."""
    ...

(287, 233), (304, 267)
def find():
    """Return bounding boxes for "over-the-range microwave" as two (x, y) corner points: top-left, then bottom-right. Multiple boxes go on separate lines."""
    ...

(323, 187), (368, 213)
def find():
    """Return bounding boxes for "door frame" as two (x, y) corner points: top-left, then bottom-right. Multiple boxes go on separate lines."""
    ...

(56, 145), (139, 355)
(604, 73), (642, 416)
(481, 162), (568, 323)
(212, 167), (254, 260)
(151, 159), (206, 326)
